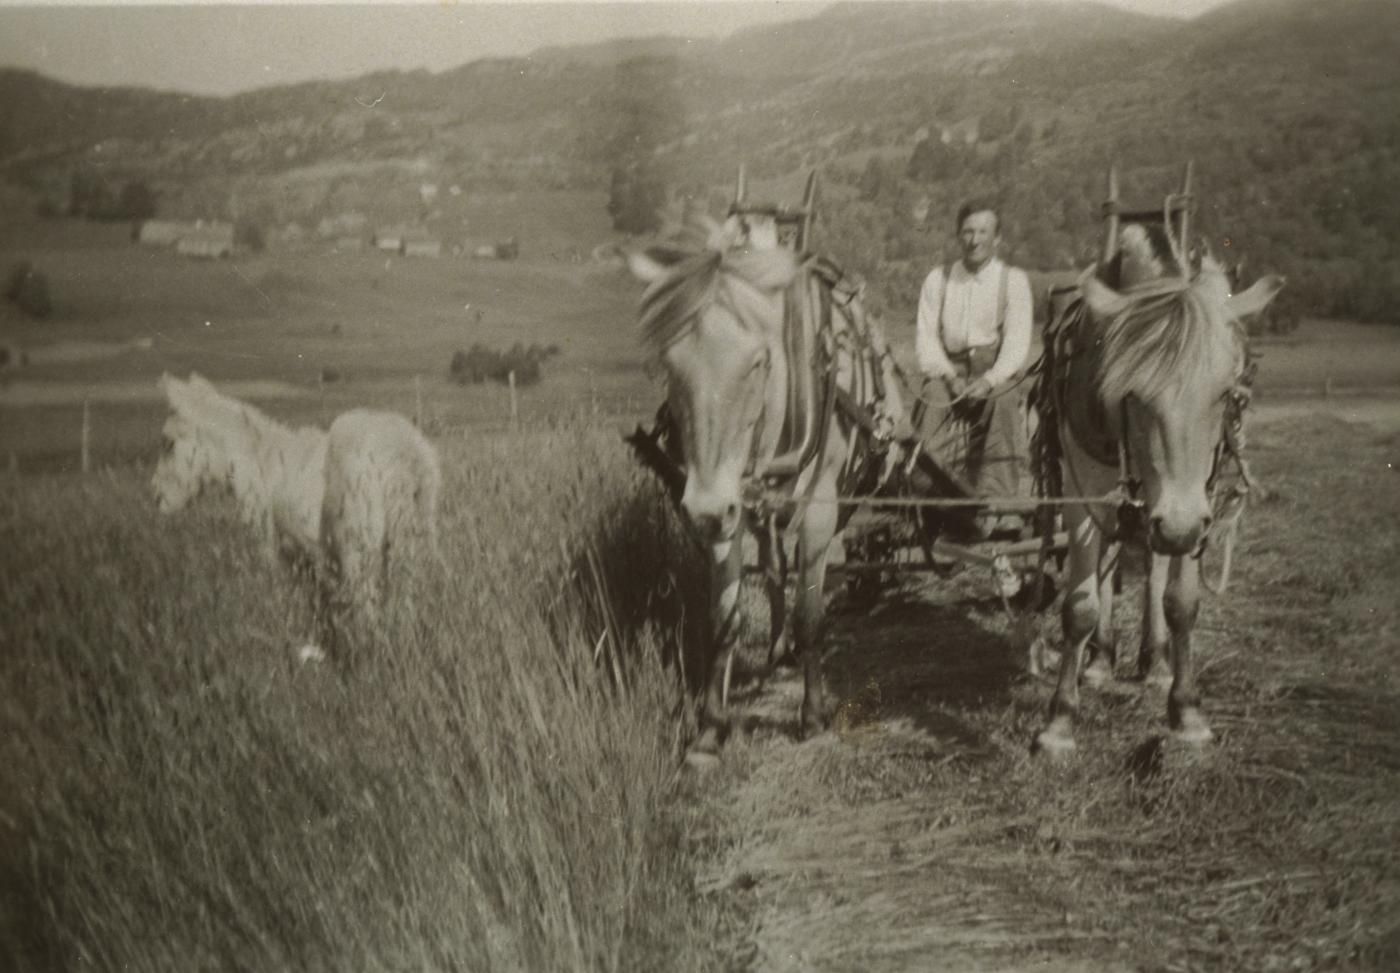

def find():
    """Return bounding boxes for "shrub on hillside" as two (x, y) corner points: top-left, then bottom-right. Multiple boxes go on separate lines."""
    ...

(5, 261), (52, 320)
(450, 342), (561, 387)
(235, 219), (266, 254)
(68, 171), (158, 222)
(608, 163), (668, 235)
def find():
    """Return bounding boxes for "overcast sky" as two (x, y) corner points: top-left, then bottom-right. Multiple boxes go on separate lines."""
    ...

(0, 0), (1240, 97)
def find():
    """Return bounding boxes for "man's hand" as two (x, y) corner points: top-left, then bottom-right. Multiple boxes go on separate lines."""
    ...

(942, 374), (968, 399)
(963, 376), (993, 399)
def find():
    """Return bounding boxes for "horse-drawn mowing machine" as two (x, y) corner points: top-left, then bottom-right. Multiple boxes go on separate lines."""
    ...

(624, 167), (1067, 630)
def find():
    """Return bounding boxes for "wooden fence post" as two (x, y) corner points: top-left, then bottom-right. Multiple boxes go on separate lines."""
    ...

(508, 370), (519, 431)
(80, 397), (91, 474)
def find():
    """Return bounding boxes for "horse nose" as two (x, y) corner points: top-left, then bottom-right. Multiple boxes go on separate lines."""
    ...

(683, 495), (742, 545)
(1149, 514), (1212, 556)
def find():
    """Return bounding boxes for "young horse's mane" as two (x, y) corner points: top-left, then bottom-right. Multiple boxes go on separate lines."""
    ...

(177, 379), (325, 524)
(637, 241), (799, 357)
(1097, 264), (1244, 411)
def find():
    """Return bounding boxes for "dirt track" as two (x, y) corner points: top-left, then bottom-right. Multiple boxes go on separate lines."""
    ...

(686, 399), (1400, 972)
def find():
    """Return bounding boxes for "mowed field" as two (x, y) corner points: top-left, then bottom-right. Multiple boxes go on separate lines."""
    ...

(3, 217), (1400, 970)
(692, 405), (1400, 972)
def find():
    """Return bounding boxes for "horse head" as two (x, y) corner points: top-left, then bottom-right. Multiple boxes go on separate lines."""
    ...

(1085, 228), (1283, 555)
(152, 374), (233, 513)
(628, 242), (801, 548)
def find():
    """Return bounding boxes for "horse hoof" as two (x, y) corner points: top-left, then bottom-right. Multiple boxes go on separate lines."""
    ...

(684, 749), (721, 772)
(767, 650), (798, 671)
(1081, 661), (1114, 689)
(798, 706), (831, 741)
(689, 725), (723, 759)
(1138, 662), (1172, 690)
(1032, 722), (1077, 759)
(1170, 709), (1214, 746)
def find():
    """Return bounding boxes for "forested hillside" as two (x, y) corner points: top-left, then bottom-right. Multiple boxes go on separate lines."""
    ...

(2, 0), (1395, 323)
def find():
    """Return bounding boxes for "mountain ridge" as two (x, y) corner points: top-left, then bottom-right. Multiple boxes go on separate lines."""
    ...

(1, 0), (1395, 323)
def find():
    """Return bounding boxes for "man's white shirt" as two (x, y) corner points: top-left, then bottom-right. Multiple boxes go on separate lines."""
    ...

(915, 256), (1033, 389)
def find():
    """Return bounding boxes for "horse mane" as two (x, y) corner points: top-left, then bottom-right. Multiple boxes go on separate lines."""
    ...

(173, 376), (324, 529)
(1096, 265), (1244, 411)
(637, 240), (799, 357)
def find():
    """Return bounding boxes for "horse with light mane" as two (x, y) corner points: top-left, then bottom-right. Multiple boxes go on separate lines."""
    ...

(627, 216), (902, 760)
(152, 373), (441, 645)
(1033, 225), (1282, 756)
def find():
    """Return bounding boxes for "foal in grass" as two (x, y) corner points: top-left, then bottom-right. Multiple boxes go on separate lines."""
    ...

(152, 373), (441, 647)
(1035, 227), (1282, 755)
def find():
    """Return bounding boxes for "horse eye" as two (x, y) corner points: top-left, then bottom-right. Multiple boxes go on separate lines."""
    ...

(162, 437), (174, 455)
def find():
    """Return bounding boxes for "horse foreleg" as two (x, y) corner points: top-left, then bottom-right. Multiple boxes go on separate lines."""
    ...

(795, 474), (840, 740)
(693, 534), (744, 760)
(1137, 551), (1173, 687)
(1035, 504), (1101, 756)
(1166, 554), (1213, 745)
(1082, 539), (1122, 688)
(756, 521), (790, 668)
(313, 543), (341, 661)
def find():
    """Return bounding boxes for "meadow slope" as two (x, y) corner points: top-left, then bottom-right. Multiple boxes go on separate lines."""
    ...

(0, 427), (725, 972)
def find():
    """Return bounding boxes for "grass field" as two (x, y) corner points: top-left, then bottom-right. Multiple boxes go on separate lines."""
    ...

(1, 425), (731, 971)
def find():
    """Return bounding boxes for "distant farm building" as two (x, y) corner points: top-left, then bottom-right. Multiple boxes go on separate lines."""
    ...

(136, 219), (235, 257)
(136, 220), (188, 247)
(373, 225), (440, 257)
(318, 212), (368, 239)
(374, 226), (407, 252)
(472, 237), (520, 261)
(402, 236), (442, 259)
(174, 222), (234, 259)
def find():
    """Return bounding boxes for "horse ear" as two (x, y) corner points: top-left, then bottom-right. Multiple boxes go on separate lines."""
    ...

(161, 373), (196, 414)
(742, 249), (801, 292)
(1227, 274), (1285, 321)
(1081, 275), (1133, 320)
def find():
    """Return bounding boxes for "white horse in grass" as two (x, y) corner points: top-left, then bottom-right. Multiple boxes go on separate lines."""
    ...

(152, 373), (441, 651)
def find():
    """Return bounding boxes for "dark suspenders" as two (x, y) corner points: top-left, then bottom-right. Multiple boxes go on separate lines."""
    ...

(938, 260), (1010, 351)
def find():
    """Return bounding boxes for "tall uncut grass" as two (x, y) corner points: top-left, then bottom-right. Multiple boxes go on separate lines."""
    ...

(0, 426), (716, 971)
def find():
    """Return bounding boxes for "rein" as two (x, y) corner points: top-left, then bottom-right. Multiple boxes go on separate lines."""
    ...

(1201, 369), (1259, 594)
